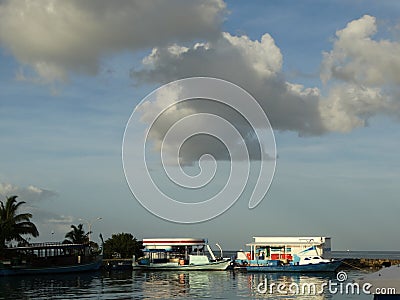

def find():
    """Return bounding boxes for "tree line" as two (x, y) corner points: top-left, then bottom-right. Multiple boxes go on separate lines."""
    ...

(0, 196), (143, 259)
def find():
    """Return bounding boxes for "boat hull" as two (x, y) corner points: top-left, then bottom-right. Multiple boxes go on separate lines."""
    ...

(0, 258), (102, 276)
(137, 259), (231, 271)
(246, 260), (342, 272)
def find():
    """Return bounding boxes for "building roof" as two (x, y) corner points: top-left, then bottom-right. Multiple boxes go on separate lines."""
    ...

(246, 241), (325, 247)
(142, 238), (206, 246)
(248, 236), (329, 246)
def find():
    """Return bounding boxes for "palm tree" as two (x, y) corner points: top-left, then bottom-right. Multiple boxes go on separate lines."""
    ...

(64, 224), (89, 244)
(0, 195), (39, 252)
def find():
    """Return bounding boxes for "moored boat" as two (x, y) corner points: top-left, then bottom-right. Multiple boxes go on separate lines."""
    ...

(134, 238), (231, 271)
(104, 258), (133, 271)
(246, 258), (342, 272)
(234, 237), (341, 272)
(0, 242), (102, 276)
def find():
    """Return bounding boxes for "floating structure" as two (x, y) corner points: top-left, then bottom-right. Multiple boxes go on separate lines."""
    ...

(235, 236), (340, 272)
(0, 242), (102, 276)
(242, 236), (332, 261)
(245, 248), (342, 272)
(134, 238), (231, 270)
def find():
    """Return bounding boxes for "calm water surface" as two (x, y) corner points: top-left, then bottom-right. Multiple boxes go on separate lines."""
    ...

(0, 269), (375, 299)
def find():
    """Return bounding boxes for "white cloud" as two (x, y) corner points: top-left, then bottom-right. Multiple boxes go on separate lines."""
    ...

(318, 15), (400, 132)
(321, 15), (400, 86)
(222, 32), (282, 78)
(318, 84), (396, 132)
(132, 15), (400, 144)
(0, 182), (58, 202)
(134, 32), (283, 84)
(132, 32), (325, 136)
(2, 3), (399, 141)
(0, 0), (226, 82)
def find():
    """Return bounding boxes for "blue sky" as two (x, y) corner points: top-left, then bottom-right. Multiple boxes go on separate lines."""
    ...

(1, 0), (400, 251)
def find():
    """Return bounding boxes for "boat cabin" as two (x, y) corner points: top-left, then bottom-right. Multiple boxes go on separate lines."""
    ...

(236, 236), (332, 266)
(139, 238), (218, 266)
(2, 242), (97, 267)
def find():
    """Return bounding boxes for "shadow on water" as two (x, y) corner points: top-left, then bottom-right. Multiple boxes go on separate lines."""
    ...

(0, 271), (102, 300)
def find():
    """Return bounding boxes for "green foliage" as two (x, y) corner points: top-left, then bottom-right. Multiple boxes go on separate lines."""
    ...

(0, 195), (39, 253)
(63, 224), (89, 244)
(103, 233), (143, 259)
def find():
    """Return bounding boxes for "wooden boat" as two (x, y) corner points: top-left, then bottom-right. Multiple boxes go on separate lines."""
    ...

(246, 259), (342, 272)
(134, 238), (231, 271)
(0, 242), (102, 276)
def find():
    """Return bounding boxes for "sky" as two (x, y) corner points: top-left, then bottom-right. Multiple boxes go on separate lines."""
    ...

(1, 0), (400, 251)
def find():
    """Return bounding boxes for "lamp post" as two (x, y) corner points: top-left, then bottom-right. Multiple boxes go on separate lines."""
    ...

(79, 217), (102, 242)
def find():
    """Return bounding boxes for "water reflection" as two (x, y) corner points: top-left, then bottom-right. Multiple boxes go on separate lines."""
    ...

(0, 271), (102, 299)
(136, 270), (232, 298)
(244, 272), (336, 299)
(133, 270), (337, 299)
(0, 269), (371, 299)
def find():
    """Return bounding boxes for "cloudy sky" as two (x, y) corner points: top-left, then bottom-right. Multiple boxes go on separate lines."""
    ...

(1, 0), (400, 250)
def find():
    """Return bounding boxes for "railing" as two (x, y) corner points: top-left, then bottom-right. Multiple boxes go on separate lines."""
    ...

(28, 242), (65, 247)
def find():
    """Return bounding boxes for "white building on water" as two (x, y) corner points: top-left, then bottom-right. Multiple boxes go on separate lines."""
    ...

(243, 236), (332, 261)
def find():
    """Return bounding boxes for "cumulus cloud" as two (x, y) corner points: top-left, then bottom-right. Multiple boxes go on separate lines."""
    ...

(137, 82), (266, 165)
(2, 3), (399, 141)
(0, 182), (58, 202)
(319, 15), (400, 132)
(132, 15), (400, 142)
(132, 32), (325, 136)
(321, 15), (400, 86)
(0, 0), (226, 82)
(318, 84), (395, 132)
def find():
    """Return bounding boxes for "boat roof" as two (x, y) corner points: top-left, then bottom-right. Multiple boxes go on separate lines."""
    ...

(246, 241), (322, 247)
(5, 242), (88, 251)
(142, 238), (206, 246)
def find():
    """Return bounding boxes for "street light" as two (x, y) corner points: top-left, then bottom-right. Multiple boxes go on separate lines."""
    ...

(79, 217), (102, 242)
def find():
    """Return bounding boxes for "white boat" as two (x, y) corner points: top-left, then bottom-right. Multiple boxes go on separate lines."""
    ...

(134, 238), (231, 270)
(293, 247), (332, 265)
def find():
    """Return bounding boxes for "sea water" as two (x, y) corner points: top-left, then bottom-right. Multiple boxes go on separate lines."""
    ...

(0, 269), (377, 299)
